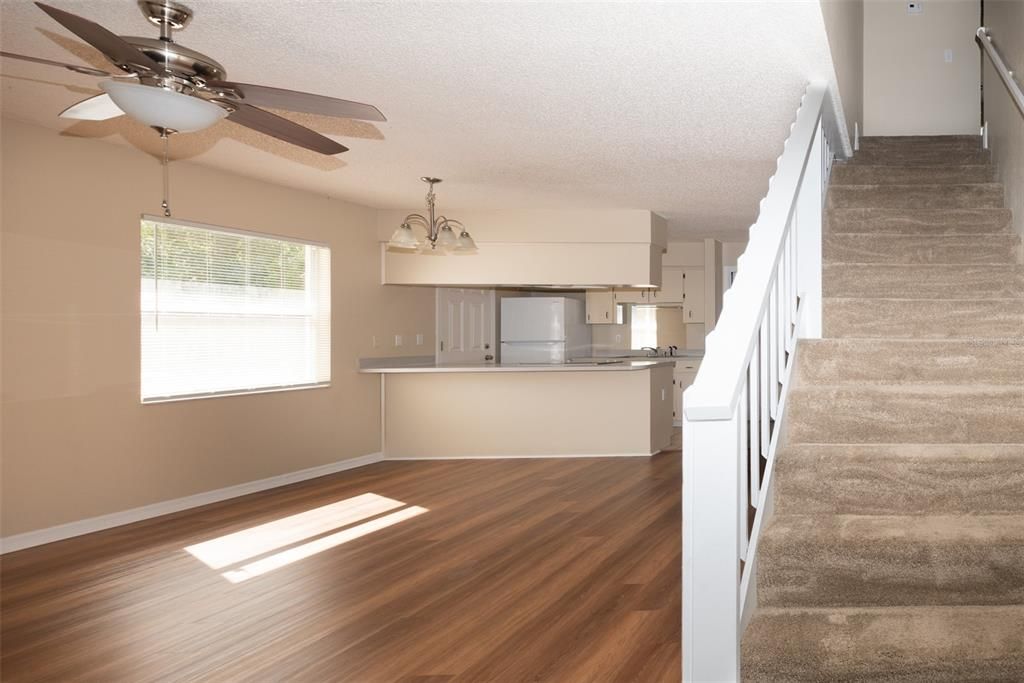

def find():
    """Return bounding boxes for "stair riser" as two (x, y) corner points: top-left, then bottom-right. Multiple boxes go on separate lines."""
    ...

(832, 165), (995, 185)
(824, 234), (1017, 265)
(828, 184), (1004, 210)
(827, 208), (1012, 235)
(795, 339), (1024, 385)
(859, 135), (983, 147)
(824, 265), (1024, 299)
(742, 607), (1024, 683)
(823, 298), (1024, 339)
(849, 150), (992, 166)
(786, 387), (1024, 444)
(757, 517), (1024, 607)
(855, 142), (988, 155)
(774, 447), (1024, 515)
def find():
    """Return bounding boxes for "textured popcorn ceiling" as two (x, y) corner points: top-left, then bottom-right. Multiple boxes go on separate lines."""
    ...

(0, 1), (844, 240)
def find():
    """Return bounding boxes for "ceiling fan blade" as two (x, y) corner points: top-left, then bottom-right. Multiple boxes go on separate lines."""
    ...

(59, 93), (124, 121)
(0, 50), (112, 77)
(34, 2), (161, 75)
(225, 103), (349, 155)
(207, 80), (386, 122)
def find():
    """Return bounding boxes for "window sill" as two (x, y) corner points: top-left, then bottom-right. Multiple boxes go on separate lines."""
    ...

(142, 382), (331, 405)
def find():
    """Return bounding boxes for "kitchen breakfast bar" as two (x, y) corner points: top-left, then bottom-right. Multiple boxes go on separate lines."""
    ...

(361, 361), (675, 459)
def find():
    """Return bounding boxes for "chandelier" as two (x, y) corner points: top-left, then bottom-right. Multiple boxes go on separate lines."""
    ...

(387, 177), (477, 253)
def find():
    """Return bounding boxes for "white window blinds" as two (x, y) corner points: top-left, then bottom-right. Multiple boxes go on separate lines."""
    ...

(141, 218), (331, 402)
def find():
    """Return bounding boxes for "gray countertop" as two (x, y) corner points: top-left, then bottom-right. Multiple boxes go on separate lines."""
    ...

(359, 359), (676, 374)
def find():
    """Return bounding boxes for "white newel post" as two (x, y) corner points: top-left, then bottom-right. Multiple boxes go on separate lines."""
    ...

(682, 410), (741, 683)
(796, 120), (824, 339)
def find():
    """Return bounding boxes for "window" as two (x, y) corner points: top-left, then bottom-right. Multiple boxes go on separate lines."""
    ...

(141, 217), (330, 402)
(631, 305), (658, 349)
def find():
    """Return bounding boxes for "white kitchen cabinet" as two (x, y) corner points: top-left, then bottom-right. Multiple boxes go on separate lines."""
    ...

(650, 267), (685, 304)
(673, 359), (701, 425)
(585, 290), (616, 324)
(651, 365), (675, 452)
(614, 288), (647, 304)
(682, 268), (705, 323)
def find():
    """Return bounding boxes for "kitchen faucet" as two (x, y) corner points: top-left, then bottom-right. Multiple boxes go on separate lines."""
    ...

(641, 346), (660, 357)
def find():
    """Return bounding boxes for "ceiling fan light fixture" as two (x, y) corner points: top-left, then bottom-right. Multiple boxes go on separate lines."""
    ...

(100, 80), (226, 133)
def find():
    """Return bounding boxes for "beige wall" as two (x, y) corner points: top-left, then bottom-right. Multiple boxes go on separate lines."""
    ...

(863, 0), (980, 135)
(983, 1), (1024, 247)
(820, 0), (865, 142)
(1, 119), (435, 537)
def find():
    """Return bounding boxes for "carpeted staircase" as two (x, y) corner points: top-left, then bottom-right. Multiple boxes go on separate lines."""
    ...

(742, 135), (1024, 681)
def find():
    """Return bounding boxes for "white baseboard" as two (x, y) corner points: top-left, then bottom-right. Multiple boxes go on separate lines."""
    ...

(0, 452), (383, 555)
(386, 451), (655, 460)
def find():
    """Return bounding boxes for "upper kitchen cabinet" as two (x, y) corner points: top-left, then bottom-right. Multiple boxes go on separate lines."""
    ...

(585, 290), (616, 324)
(682, 268), (705, 323)
(615, 267), (684, 305)
(614, 288), (647, 304)
(380, 210), (667, 288)
(649, 266), (684, 303)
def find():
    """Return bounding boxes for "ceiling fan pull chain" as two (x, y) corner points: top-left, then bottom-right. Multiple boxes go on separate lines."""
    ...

(161, 131), (171, 217)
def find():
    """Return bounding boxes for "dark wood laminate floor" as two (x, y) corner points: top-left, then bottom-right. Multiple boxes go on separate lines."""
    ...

(1, 446), (681, 682)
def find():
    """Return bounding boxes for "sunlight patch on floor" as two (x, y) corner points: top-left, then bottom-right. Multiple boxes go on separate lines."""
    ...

(222, 504), (428, 583)
(185, 492), (420, 572)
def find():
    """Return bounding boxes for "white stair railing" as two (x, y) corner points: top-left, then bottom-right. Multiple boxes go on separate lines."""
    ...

(681, 82), (838, 682)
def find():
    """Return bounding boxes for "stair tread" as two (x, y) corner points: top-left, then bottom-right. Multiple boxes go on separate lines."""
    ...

(860, 135), (983, 143)
(827, 183), (1004, 210)
(847, 150), (992, 166)
(829, 181), (1002, 189)
(831, 164), (996, 186)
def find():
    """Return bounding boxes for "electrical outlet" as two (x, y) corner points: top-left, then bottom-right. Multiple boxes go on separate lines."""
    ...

(907, 1), (923, 14)
(415, 333), (424, 346)
(394, 334), (403, 347)
(372, 335), (381, 349)
(944, 48), (953, 63)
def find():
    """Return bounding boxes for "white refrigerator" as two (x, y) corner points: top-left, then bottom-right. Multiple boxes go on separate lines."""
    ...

(500, 297), (591, 364)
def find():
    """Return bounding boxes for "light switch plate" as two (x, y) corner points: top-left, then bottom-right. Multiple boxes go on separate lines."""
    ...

(907, 1), (923, 14)
(394, 334), (403, 347)
(415, 333), (424, 346)
(944, 48), (953, 63)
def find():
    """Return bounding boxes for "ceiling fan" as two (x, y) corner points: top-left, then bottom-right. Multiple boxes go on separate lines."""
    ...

(0, 0), (386, 155)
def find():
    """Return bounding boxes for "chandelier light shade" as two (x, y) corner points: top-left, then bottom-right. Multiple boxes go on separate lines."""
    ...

(387, 178), (478, 254)
(100, 80), (227, 133)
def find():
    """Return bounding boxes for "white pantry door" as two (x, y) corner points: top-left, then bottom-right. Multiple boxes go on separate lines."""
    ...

(436, 288), (496, 363)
